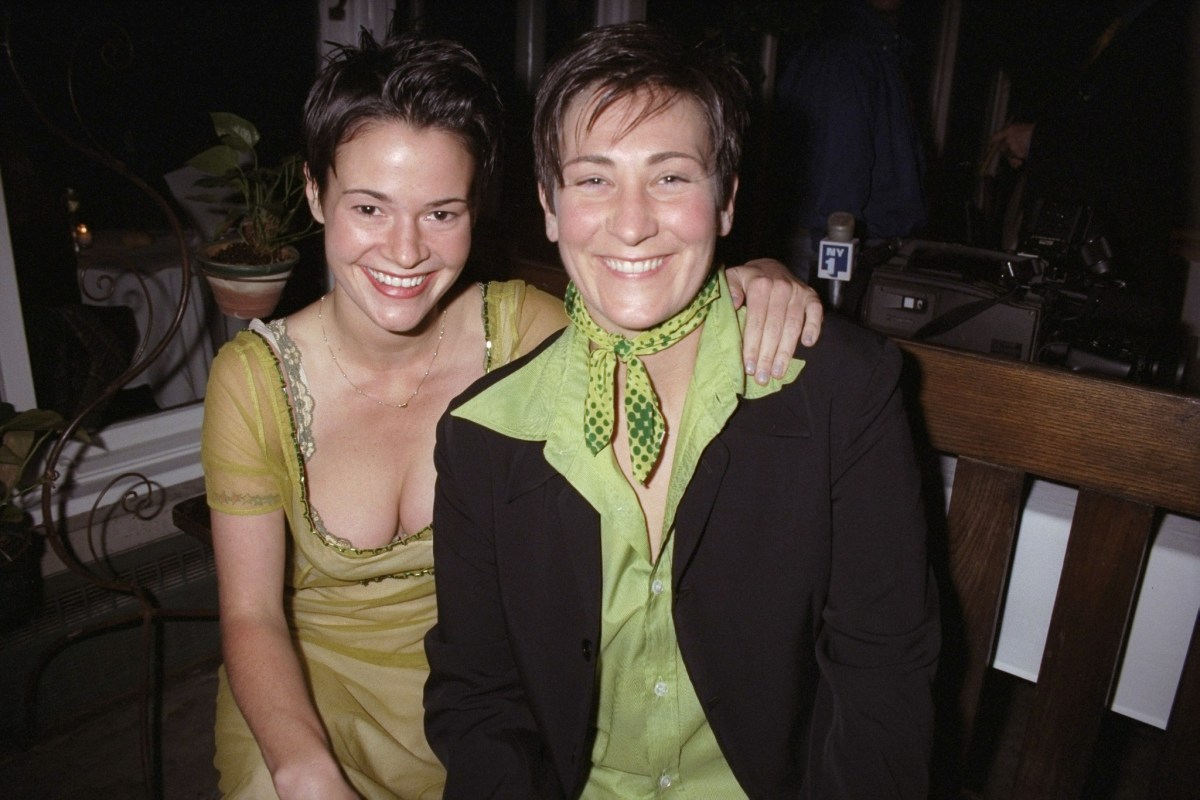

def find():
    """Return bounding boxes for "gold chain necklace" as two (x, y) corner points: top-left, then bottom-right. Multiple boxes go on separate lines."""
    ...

(318, 294), (447, 410)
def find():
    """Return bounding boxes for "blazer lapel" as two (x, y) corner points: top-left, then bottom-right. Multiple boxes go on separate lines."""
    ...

(557, 487), (602, 613)
(673, 389), (811, 582)
(673, 437), (730, 582)
(504, 441), (602, 617)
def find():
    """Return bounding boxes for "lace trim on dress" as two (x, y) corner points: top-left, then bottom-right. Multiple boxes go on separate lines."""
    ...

(254, 318), (317, 460)
(251, 318), (431, 553)
(311, 506), (433, 552)
(247, 286), (496, 557)
(481, 282), (495, 373)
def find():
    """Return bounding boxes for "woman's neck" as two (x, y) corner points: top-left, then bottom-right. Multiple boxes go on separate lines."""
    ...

(324, 283), (467, 369)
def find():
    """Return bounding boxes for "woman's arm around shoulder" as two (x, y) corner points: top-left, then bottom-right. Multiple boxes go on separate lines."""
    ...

(726, 258), (823, 384)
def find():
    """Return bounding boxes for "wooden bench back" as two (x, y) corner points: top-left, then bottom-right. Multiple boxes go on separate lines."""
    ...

(900, 340), (1200, 800)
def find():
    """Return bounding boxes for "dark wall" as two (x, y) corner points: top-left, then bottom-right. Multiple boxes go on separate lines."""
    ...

(1, 0), (319, 231)
(393, 0), (598, 273)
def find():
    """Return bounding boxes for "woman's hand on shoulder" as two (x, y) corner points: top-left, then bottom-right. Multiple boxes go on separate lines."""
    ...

(726, 258), (824, 385)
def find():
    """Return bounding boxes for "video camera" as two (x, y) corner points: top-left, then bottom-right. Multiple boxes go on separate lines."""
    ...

(860, 197), (1185, 387)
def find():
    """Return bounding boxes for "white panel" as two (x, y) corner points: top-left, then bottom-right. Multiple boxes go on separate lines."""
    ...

(941, 455), (1200, 729)
(0, 164), (37, 409)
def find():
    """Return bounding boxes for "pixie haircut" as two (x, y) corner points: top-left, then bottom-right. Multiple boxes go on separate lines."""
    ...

(533, 22), (750, 209)
(303, 30), (504, 208)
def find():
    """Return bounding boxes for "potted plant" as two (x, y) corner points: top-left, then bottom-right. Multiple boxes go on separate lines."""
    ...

(186, 111), (319, 319)
(0, 402), (89, 631)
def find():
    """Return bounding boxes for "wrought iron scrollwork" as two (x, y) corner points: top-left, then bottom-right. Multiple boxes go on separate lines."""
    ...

(2, 7), (215, 799)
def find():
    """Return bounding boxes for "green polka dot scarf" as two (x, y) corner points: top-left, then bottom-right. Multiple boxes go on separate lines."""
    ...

(564, 274), (720, 484)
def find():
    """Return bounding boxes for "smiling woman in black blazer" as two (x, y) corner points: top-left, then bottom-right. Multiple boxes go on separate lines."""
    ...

(425, 22), (939, 799)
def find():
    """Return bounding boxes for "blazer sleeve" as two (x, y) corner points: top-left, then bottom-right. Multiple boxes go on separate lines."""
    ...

(424, 411), (562, 799)
(806, 337), (940, 798)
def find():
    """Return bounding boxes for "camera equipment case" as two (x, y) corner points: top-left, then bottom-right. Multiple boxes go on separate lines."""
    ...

(861, 240), (1045, 361)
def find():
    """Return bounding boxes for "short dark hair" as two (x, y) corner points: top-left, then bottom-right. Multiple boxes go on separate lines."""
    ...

(533, 22), (750, 209)
(303, 30), (504, 209)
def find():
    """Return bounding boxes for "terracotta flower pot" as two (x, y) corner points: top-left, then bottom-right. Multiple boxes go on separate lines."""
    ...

(195, 243), (300, 320)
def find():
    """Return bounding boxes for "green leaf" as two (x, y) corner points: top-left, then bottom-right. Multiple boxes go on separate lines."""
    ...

(211, 111), (259, 151)
(183, 112), (317, 251)
(0, 446), (22, 467)
(189, 179), (237, 193)
(0, 409), (65, 435)
(188, 144), (242, 176)
(1, 430), (35, 462)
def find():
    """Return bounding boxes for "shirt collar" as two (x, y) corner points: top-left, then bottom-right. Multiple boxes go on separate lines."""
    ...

(451, 268), (805, 447)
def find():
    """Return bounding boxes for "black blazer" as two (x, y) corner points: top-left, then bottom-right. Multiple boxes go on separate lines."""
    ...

(425, 315), (939, 799)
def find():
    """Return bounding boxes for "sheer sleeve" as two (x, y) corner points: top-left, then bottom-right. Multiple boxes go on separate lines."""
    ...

(201, 332), (292, 516)
(483, 281), (568, 370)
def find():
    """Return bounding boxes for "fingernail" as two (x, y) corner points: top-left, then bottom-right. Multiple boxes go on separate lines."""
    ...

(802, 333), (814, 346)
(745, 359), (756, 375)
(772, 360), (786, 377)
(756, 370), (769, 384)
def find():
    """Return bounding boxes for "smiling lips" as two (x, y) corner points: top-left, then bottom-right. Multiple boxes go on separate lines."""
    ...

(366, 266), (428, 288)
(603, 256), (664, 275)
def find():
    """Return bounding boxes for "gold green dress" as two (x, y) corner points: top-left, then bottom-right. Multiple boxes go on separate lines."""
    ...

(201, 282), (565, 799)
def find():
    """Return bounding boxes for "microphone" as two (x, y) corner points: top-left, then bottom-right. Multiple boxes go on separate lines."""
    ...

(817, 212), (856, 310)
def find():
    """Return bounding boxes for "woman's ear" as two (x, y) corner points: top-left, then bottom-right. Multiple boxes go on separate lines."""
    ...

(719, 174), (739, 237)
(304, 164), (325, 224)
(538, 183), (560, 243)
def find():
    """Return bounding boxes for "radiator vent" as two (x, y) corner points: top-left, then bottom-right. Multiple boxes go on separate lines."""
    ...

(0, 542), (216, 651)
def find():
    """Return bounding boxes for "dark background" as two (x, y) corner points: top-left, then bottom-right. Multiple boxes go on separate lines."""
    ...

(1, 0), (1194, 411)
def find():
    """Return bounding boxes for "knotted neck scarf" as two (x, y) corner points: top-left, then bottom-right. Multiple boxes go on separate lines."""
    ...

(564, 274), (721, 484)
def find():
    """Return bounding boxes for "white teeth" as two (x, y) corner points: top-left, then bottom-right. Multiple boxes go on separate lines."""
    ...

(367, 267), (426, 288)
(603, 257), (663, 274)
